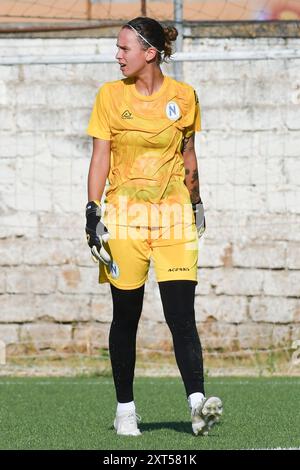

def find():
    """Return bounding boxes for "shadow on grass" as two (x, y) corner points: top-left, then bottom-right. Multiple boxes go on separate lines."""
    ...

(140, 421), (192, 434)
(108, 421), (192, 435)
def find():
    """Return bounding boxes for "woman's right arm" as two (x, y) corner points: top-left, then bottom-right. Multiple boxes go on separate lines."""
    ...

(87, 137), (111, 202)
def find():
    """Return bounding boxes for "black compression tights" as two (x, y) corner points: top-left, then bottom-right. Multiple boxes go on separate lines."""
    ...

(109, 281), (204, 403)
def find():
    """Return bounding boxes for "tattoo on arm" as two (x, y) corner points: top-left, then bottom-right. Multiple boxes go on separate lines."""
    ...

(181, 133), (195, 154)
(184, 167), (190, 185)
(181, 137), (189, 153)
(190, 170), (200, 203)
(191, 187), (200, 204)
(182, 133), (200, 202)
(191, 169), (198, 184)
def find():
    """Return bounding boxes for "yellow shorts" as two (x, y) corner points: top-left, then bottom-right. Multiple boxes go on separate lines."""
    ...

(99, 223), (198, 290)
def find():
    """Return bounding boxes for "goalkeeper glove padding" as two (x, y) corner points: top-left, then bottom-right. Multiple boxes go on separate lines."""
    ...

(192, 199), (206, 238)
(85, 200), (111, 265)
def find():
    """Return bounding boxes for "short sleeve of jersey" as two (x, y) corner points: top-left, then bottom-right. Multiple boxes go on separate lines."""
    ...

(87, 84), (111, 140)
(184, 89), (201, 138)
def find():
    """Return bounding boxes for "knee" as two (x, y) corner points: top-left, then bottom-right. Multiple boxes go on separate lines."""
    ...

(165, 311), (196, 336)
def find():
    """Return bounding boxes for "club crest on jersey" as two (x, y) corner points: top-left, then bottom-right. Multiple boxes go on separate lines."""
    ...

(166, 101), (181, 120)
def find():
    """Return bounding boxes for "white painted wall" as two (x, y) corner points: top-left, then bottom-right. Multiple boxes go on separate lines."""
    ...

(0, 36), (299, 357)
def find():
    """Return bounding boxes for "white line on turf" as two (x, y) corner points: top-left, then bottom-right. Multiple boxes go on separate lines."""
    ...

(250, 448), (300, 450)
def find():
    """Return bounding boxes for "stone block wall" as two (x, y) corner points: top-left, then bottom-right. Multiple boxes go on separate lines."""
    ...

(0, 35), (299, 361)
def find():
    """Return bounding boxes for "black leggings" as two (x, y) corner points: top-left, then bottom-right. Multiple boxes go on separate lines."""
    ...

(109, 280), (204, 403)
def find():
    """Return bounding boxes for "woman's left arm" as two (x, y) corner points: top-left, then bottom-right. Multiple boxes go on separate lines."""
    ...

(182, 133), (202, 204)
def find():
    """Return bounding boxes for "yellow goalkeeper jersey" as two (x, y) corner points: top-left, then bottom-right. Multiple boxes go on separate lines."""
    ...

(87, 75), (201, 225)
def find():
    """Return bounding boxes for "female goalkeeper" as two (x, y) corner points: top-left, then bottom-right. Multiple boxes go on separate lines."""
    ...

(86, 16), (222, 437)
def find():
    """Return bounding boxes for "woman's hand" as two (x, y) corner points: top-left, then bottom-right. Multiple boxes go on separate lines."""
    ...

(85, 200), (111, 264)
(192, 200), (206, 238)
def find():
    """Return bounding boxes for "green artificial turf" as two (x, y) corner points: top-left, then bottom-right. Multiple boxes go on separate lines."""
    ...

(0, 376), (299, 450)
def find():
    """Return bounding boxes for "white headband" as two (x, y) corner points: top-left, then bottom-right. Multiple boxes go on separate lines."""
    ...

(125, 23), (164, 55)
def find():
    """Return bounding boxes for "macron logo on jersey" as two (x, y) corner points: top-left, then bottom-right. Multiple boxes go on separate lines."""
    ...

(121, 110), (133, 119)
(166, 101), (181, 121)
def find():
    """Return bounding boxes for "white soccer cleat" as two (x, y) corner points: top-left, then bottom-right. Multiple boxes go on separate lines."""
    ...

(191, 396), (223, 436)
(113, 411), (142, 436)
